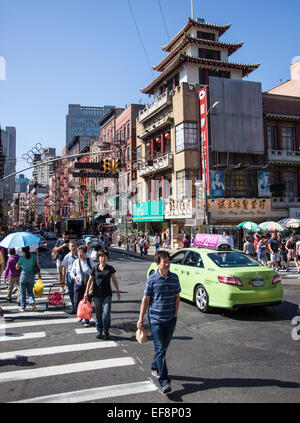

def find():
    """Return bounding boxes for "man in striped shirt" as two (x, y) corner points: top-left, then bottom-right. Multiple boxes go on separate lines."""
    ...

(137, 250), (181, 394)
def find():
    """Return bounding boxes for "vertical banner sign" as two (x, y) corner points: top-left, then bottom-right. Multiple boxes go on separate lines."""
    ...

(198, 87), (210, 194)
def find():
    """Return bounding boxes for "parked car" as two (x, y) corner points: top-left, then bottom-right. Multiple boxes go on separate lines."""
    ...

(38, 236), (48, 251)
(147, 245), (283, 313)
(78, 235), (101, 249)
(44, 232), (56, 240)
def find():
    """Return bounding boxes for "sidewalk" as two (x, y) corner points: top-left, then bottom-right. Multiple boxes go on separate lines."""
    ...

(108, 243), (165, 261)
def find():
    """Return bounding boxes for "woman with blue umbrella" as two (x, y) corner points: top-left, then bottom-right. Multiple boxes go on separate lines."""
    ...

(0, 232), (41, 312)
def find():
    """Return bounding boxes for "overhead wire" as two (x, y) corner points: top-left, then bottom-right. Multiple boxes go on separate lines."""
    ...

(127, 0), (155, 79)
(156, 0), (170, 42)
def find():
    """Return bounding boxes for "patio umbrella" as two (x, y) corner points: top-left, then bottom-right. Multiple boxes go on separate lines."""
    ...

(0, 232), (41, 249)
(236, 221), (261, 231)
(278, 218), (300, 229)
(259, 221), (287, 232)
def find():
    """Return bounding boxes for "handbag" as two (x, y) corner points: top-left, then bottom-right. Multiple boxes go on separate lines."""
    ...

(77, 298), (93, 320)
(51, 249), (59, 261)
(33, 278), (44, 298)
(32, 255), (40, 275)
(136, 326), (148, 344)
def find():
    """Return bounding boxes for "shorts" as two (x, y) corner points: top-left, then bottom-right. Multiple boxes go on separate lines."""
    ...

(271, 252), (280, 262)
(56, 259), (63, 273)
(287, 252), (296, 260)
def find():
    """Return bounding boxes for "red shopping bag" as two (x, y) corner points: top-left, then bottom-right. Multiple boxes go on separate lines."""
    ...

(77, 298), (93, 320)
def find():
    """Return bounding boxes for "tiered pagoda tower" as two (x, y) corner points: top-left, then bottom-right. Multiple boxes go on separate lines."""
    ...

(141, 17), (260, 96)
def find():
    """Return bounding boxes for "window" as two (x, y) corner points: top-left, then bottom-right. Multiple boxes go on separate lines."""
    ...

(197, 31), (215, 41)
(283, 170), (298, 197)
(199, 69), (206, 85)
(267, 125), (277, 149)
(183, 251), (204, 268)
(176, 169), (200, 198)
(170, 251), (187, 265)
(127, 123), (130, 139)
(207, 252), (260, 268)
(281, 127), (295, 150)
(136, 146), (141, 162)
(175, 122), (199, 152)
(225, 170), (258, 198)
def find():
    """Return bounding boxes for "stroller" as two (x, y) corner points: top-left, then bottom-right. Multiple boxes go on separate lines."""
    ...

(46, 283), (67, 310)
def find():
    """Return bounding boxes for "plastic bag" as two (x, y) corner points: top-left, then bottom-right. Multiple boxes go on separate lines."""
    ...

(77, 298), (93, 320)
(33, 278), (44, 298)
(136, 326), (148, 344)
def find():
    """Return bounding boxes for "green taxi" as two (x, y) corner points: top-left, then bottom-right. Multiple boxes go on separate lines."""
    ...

(147, 242), (283, 313)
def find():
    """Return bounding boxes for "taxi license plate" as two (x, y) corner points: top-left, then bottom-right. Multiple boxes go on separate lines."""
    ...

(252, 279), (264, 287)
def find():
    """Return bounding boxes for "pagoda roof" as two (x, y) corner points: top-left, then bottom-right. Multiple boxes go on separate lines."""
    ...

(153, 35), (244, 72)
(162, 17), (231, 52)
(141, 53), (260, 94)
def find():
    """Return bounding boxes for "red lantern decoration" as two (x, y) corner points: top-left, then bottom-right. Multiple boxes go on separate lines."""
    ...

(165, 132), (170, 139)
(156, 137), (161, 143)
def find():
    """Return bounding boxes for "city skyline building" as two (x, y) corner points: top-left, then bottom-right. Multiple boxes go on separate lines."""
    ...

(66, 104), (114, 150)
(0, 126), (16, 200)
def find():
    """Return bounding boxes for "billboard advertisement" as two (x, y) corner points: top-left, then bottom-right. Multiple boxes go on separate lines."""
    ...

(258, 171), (271, 197)
(198, 87), (210, 194)
(211, 170), (225, 197)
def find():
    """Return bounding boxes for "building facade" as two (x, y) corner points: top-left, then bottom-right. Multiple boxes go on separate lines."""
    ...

(0, 126), (16, 200)
(66, 104), (113, 149)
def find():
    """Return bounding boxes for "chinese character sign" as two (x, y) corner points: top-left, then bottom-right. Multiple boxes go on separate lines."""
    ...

(198, 87), (210, 194)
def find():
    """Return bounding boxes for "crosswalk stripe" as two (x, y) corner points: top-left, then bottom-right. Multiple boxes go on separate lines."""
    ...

(75, 328), (97, 334)
(12, 380), (158, 403)
(0, 317), (79, 330)
(4, 311), (66, 318)
(0, 357), (135, 383)
(0, 332), (46, 342)
(0, 341), (118, 360)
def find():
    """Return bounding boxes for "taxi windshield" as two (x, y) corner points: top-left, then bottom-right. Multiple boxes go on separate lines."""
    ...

(207, 251), (260, 268)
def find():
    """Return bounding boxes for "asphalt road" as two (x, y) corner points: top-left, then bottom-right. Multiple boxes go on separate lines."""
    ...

(0, 244), (299, 404)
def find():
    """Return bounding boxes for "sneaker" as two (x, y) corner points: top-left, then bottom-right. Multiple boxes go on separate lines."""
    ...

(96, 333), (103, 340)
(19, 308), (25, 312)
(103, 333), (110, 340)
(151, 369), (159, 378)
(161, 383), (172, 395)
(78, 318), (83, 323)
(84, 322), (90, 327)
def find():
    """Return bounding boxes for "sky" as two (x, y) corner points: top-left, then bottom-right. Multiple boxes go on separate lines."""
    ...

(0, 0), (299, 178)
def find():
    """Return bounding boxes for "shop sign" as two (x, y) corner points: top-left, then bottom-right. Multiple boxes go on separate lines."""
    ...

(164, 198), (192, 219)
(133, 201), (164, 222)
(208, 198), (285, 222)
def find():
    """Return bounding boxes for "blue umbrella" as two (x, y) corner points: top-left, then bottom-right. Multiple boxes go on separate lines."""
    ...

(0, 232), (41, 249)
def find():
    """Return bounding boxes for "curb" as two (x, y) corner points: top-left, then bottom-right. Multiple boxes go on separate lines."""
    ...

(108, 246), (155, 262)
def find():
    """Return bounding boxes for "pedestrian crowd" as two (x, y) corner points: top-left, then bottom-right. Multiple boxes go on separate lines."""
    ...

(242, 230), (300, 272)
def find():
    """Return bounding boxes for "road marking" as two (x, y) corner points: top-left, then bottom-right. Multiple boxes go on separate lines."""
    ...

(0, 332), (46, 342)
(0, 317), (79, 330)
(0, 341), (118, 360)
(75, 328), (97, 334)
(4, 311), (66, 318)
(0, 357), (135, 383)
(12, 380), (158, 403)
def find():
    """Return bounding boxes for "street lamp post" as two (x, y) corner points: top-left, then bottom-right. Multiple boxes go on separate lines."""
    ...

(201, 101), (220, 232)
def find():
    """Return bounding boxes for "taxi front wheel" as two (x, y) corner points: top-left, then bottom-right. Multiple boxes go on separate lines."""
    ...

(194, 285), (211, 313)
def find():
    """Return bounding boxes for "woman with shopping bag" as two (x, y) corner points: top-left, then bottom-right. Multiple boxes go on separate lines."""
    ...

(84, 249), (120, 340)
(70, 245), (95, 327)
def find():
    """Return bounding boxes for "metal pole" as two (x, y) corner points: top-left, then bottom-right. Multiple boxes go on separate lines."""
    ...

(191, 0), (194, 19)
(0, 149), (113, 183)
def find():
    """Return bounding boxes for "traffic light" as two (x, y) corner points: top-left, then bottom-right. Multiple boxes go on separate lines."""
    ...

(103, 158), (112, 173)
(83, 192), (88, 209)
(116, 158), (121, 173)
(112, 158), (122, 174)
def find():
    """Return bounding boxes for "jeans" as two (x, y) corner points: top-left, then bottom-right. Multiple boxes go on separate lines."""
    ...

(19, 273), (35, 309)
(93, 296), (112, 335)
(67, 272), (75, 312)
(150, 316), (177, 387)
(155, 243), (160, 252)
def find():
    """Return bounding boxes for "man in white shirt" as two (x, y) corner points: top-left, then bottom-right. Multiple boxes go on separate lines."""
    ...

(223, 230), (234, 249)
(62, 240), (78, 314)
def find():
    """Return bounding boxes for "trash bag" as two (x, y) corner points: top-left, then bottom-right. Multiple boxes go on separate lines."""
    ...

(136, 326), (147, 344)
(77, 298), (93, 320)
(33, 278), (44, 298)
